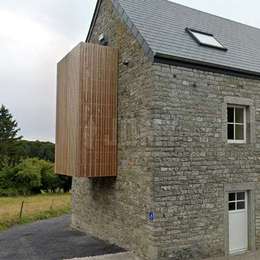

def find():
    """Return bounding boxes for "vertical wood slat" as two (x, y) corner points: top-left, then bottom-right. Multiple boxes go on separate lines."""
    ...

(55, 42), (118, 178)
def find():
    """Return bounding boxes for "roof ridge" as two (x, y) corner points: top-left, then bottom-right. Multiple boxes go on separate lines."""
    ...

(87, 0), (154, 59)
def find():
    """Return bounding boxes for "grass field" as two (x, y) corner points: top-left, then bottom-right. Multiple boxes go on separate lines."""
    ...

(0, 193), (71, 231)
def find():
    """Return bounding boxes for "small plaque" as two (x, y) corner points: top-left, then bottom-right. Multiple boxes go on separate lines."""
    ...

(148, 211), (155, 221)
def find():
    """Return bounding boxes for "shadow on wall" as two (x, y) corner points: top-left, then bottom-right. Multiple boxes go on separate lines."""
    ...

(88, 177), (117, 205)
(89, 177), (117, 191)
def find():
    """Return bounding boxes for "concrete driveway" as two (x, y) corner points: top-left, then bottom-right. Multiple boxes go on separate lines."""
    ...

(66, 252), (139, 260)
(206, 251), (260, 260)
(70, 250), (260, 260)
(68, 250), (260, 260)
(0, 215), (123, 260)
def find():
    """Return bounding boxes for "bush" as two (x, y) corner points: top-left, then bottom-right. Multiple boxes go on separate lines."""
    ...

(0, 188), (20, 197)
(15, 158), (42, 195)
(0, 158), (71, 196)
(58, 175), (72, 193)
(0, 164), (16, 191)
(40, 160), (60, 192)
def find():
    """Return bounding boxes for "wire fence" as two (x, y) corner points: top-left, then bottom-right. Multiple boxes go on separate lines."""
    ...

(18, 198), (56, 222)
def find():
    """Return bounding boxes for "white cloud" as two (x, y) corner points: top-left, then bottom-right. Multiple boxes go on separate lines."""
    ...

(0, 6), (92, 142)
(0, 9), (73, 65)
(0, 0), (97, 142)
(172, 0), (260, 29)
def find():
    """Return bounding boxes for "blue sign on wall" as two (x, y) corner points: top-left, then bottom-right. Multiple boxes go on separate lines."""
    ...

(148, 211), (155, 221)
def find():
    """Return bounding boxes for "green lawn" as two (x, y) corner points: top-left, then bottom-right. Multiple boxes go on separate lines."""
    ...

(0, 193), (71, 231)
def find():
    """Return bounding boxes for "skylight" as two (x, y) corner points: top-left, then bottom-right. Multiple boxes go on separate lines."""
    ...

(186, 28), (227, 51)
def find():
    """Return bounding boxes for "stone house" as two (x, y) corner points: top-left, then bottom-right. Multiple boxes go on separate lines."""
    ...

(55, 0), (260, 259)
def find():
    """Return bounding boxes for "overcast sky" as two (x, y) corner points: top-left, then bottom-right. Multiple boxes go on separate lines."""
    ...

(1, 0), (260, 142)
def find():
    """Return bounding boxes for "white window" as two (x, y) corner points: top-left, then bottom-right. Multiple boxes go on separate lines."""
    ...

(227, 106), (246, 143)
(228, 192), (246, 211)
(186, 28), (227, 51)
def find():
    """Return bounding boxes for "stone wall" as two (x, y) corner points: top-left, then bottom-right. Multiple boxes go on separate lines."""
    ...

(71, 1), (260, 259)
(151, 63), (260, 259)
(71, 0), (157, 259)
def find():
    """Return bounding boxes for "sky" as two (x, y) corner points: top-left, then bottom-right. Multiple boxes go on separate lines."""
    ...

(1, 0), (260, 142)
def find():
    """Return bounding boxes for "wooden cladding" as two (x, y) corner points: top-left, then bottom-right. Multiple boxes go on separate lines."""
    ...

(55, 43), (118, 178)
(55, 43), (81, 177)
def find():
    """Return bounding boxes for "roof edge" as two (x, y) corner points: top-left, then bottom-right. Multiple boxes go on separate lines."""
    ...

(86, 0), (154, 59)
(154, 53), (260, 80)
(86, 0), (102, 42)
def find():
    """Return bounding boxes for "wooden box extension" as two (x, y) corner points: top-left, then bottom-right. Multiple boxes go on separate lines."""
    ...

(55, 43), (118, 177)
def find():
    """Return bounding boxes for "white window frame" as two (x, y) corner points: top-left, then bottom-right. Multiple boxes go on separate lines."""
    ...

(228, 191), (247, 212)
(227, 105), (246, 144)
(185, 28), (227, 51)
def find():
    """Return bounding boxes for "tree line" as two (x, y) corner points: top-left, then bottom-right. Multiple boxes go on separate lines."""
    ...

(0, 105), (71, 196)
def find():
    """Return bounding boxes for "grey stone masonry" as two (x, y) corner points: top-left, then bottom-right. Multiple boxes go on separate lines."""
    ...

(151, 63), (260, 259)
(72, 0), (156, 259)
(71, 0), (260, 259)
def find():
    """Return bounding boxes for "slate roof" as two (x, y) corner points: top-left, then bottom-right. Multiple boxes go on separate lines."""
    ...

(88, 0), (260, 76)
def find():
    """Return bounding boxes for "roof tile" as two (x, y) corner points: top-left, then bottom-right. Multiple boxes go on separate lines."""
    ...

(117, 0), (260, 75)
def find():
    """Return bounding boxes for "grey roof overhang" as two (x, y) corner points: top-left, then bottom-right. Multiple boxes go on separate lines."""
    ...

(154, 52), (260, 80)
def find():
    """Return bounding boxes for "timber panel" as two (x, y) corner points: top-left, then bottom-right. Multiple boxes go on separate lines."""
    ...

(55, 43), (118, 177)
(55, 43), (82, 177)
(81, 44), (118, 177)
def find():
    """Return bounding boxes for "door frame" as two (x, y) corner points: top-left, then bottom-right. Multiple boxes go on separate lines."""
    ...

(224, 183), (256, 256)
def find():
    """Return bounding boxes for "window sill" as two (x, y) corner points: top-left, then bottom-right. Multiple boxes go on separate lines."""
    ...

(227, 140), (246, 144)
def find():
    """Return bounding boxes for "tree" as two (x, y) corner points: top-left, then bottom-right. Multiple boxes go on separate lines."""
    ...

(0, 163), (18, 196)
(0, 105), (22, 168)
(17, 140), (55, 162)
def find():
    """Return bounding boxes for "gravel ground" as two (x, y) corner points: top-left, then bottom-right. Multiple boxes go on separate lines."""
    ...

(0, 215), (123, 260)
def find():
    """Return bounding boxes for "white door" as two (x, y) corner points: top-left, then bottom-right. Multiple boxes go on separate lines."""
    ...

(228, 191), (248, 255)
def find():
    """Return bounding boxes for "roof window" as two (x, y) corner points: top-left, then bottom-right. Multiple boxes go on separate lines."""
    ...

(186, 28), (227, 51)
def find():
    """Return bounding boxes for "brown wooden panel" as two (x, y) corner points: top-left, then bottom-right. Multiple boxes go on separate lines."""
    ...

(80, 43), (118, 177)
(55, 43), (118, 177)
(55, 43), (82, 176)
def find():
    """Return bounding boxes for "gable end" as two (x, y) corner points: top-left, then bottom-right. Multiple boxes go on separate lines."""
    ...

(86, 0), (154, 59)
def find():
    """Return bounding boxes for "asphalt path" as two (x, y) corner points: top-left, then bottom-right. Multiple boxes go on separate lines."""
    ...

(0, 215), (123, 260)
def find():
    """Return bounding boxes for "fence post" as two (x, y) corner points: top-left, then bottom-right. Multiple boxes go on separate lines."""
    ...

(19, 201), (24, 222)
(50, 199), (54, 211)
